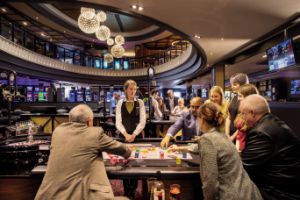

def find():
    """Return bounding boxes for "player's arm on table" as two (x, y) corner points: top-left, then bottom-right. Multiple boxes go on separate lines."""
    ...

(161, 115), (184, 148)
(97, 128), (131, 158)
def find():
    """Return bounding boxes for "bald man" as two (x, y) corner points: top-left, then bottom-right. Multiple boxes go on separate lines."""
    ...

(161, 97), (202, 148)
(240, 94), (300, 200)
(35, 104), (131, 200)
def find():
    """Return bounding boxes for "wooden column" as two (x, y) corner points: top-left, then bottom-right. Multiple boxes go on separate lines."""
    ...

(211, 64), (225, 90)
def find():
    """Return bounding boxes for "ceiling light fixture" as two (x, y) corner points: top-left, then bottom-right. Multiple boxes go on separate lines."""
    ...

(221, 37), (224, 41)
(138, 6), (144, 11)
(1, 8), (7, 13)
(78, 7), (126, 62)
(194, 34), (201, 39)
(131, 5), (137, 9)
(22, 21), (28, 26)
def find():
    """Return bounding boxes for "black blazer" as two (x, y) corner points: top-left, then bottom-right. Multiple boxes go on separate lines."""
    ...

(242, 113), (300, 200)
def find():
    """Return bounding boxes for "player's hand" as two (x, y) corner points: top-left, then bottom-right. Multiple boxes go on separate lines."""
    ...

(160, 135), (171, 148)
(168, 144), (179, 152)
(126, 134), (136, 143)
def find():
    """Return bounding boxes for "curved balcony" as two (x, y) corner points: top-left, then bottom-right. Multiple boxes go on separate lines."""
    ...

(0, 35), (200, 84)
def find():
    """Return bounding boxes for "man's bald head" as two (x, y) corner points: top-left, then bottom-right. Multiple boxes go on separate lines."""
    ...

(240, 94), (270, 115)
(240, 94), (270, 128)
(69, 104), (94, 125)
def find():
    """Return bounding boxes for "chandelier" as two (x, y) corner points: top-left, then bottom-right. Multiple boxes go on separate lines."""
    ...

(78, 7), (126, 63)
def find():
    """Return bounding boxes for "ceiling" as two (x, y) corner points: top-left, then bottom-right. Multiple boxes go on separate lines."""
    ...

(1, 0), (300, 86)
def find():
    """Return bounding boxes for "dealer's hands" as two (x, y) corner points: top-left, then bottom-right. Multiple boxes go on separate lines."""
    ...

(124, 132), (136, 143)
(160, 135), (171, 148)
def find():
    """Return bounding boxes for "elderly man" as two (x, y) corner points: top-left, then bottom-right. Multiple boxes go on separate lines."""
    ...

(165, 89), (178, 113)
(161, 97), (202, 148)
(35, 104), (131, 200)
(240, 94), (300, 200)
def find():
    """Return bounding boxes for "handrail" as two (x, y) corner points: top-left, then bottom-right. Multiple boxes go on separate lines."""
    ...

(0, 35), (193, 77)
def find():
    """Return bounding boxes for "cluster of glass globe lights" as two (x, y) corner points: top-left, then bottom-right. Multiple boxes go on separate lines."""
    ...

(78, 7), (125, 63)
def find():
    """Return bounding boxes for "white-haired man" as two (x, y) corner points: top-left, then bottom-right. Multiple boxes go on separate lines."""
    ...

(240, 94), (300, 200)
(35, 104), (131, 200)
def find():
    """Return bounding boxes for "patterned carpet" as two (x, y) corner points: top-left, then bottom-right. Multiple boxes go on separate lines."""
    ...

(110, 180), (143, 200)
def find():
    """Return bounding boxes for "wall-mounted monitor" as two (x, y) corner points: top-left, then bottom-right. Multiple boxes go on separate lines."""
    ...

(267, 39), (296, 71)
(290, 79), (300, 98)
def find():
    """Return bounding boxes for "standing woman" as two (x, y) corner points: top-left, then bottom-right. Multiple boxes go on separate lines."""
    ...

(197, 102), (262, 200)
(115, 80), (146, 199)
(116, 79), (146, 142)
(205, 86), (229, 132)
(225, 73), (249, 140)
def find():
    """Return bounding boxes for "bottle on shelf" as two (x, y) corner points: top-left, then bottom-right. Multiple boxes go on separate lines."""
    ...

(153, 181), (165, 200)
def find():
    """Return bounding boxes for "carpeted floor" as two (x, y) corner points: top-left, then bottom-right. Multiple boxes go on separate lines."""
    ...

(110, 180), (143, 200)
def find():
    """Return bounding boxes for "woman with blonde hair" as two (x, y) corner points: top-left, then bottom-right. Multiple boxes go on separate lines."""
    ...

(197, 102), (262, 200)
(205, 85), (229, 132)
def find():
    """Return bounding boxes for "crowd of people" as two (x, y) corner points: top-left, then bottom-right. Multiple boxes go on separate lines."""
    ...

(35, 76), (300, 200)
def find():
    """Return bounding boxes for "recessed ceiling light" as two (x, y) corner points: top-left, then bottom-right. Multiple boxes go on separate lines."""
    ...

(138, 6), (143, 11)
(221, 37), (224, 41)
(35, 16), (39, 20)
(193, 34), (201, 39)
(63, 30), (66, 33)
(1, 8), (7, 13)
(22, 21), (28, 26)
(131, 5), (137, 9)
(41, 32), (46, 37)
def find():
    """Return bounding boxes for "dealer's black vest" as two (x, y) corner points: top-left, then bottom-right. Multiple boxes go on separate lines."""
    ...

(121, 100), (140, 133)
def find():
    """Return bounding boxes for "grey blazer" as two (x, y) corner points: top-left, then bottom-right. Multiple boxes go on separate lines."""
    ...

(198, 128), (262, 200)
(35, 122), (131, 200)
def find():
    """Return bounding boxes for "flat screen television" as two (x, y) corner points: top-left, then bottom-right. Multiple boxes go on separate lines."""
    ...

(267, 39), (296, 71)
(290, 79), (300, 98)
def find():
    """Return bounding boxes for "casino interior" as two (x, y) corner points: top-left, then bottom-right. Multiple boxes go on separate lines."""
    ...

(1, 1), (300, 200)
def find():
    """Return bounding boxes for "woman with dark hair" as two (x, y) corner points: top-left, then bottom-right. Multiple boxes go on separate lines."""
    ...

(197, 102), (262, 200)
(225, 73), (249, 140)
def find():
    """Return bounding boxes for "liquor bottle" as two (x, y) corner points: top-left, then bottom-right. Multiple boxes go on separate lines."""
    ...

(153, 181), (165, 200)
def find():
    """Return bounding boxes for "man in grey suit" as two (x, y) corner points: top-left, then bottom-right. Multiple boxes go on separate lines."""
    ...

(35, 104), (131, 200)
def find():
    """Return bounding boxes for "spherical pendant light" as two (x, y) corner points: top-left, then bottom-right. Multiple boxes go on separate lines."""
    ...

(115, 35), (125, 45)
(95, 25), (111, 41)
(80, 7), (95, 20)
(107, 38), (114, 46)
(78, 14), (99, 34)
(111, 45), (125, 58)
(96, 11), (107, 22)
(104, 53), (114, 63)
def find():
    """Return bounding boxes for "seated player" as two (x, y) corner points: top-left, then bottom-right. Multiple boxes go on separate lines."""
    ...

(160, 97), (202, 148)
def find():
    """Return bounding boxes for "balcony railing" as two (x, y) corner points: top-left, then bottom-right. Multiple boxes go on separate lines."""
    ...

(0, 15), (190, 71)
